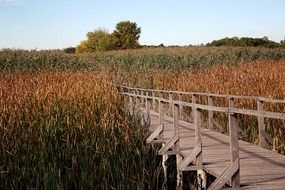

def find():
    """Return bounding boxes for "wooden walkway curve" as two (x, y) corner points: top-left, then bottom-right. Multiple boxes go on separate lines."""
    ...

(119, 86), (285, 190)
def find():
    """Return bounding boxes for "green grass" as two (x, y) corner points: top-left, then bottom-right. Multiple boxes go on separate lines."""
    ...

(0, 50), (97, 72)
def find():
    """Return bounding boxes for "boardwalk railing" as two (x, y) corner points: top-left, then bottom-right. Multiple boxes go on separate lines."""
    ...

(118, 85), (285, 189)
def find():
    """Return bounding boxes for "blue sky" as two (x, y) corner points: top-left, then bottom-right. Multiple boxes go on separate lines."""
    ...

(0, 0), (285, 49)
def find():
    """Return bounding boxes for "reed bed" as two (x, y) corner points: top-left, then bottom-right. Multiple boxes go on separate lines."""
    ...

(0, 50), (96, 71)
(91, 46), (285, 70)
(0, 71), (161, 189)
(2, 46), (285, 72)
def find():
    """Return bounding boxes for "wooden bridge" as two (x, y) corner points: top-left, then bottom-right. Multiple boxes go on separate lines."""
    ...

(120, 86), (285, 190)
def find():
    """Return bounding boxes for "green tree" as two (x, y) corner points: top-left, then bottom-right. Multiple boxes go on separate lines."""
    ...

(112, 21), (141, 49)
(76, 29), (115, 53)
(75, 40), (89, 53)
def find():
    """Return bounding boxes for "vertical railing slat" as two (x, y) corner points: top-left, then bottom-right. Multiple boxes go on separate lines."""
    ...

(159, 99), (165, 140)
(192, 94), (197, 123)
(194, 107), (206, 189)
(194, 107), (202, 166)
(229, 97), (240, 187)
(174, 103), (183, 190)
(169, 92), (173, 117)
(178, 93), (183, 119)
(146, 98), (151, 118)
(208, 95), (214, 129)
(152, 91), (156, 111)
(258, 99), (266, 148)
(129, 95), (133, 114)
(173, 104), (179, 138)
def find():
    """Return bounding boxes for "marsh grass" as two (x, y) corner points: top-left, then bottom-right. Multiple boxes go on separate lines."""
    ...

(0, 50), (97, 71)
(0, 71), (161, 189)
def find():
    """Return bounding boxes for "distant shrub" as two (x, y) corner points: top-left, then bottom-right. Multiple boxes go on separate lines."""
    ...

(208, 37), (281, 48)
(63, 47), (76, 54)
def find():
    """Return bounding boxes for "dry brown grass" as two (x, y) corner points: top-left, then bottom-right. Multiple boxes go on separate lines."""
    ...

(0, 71), (159, 189)
(152, 60), (285, 98)
(0, 71), (125, 133)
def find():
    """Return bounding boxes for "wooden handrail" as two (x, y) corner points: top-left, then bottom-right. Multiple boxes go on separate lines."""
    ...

(119, 85), (285, 104)
(122, 92), (285, 119)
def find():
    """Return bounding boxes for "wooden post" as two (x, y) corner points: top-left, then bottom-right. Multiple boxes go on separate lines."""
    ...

(146, 98), (151, 127)
(208, 95), (214, 129)
(140, 90), (144, 105)
(137, 94), (141, 109)
(159, 91), (164, 119)
(258, 100), (266, 148)
(176, 155), (183, 190)
(169, 92), (173, 117)
(178, 93), (183, 119)
(173, 104), (179, 140)
(192, 94), (197, 122)
(152, 91), (156, 111)
(173, 106), (183, 188)
(160, 99), (169, 188)
(159, 91), (163, 99)
(134, 93), (138, 110)
(129, 95), (133, 114)
(229, 97), (240, 188)
(136, 89), (139, 97)
(229, 96), (234, 107)
(194, 108), (202, 166)
(194, 107), (206, 189)
(145, 91), (149, 109)
(174, 103), (183, 190)
(192, 94), (197, 103)
(135, 90), (139, 109)
(146, 98), (151, 117)
(159, 100), (164, 127)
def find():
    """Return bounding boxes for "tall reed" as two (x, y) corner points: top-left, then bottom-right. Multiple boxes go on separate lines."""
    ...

(0, 71), (161, 189)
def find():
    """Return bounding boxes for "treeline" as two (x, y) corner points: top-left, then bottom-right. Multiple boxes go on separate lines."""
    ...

(208, 37), (285, 48)
(63, 21), (285, 54)
(72, 21), (141, 54)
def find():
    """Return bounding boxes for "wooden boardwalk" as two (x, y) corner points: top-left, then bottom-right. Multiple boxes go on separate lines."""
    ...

(148, 112), (285, 189)
(120, 86), (285, 190)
